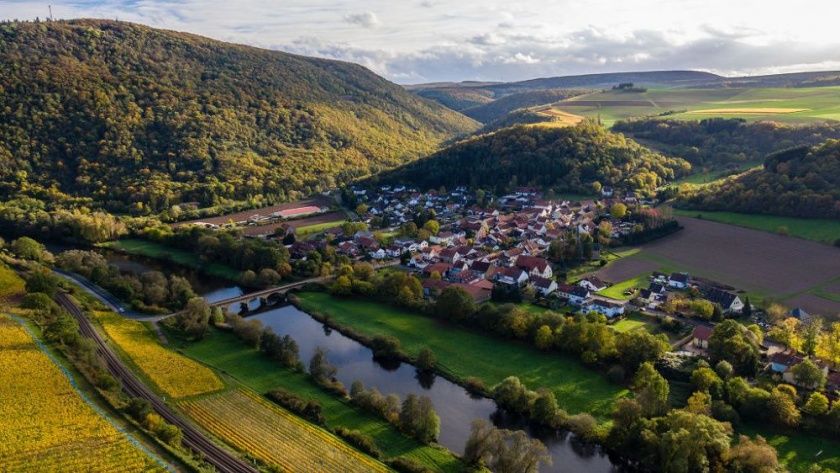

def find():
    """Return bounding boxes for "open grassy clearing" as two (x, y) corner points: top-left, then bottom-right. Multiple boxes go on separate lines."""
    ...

(610, 313), (654, 333)
(295, 292), (628, 419)
(596, 272), (652, 300)
(175, 328), (462, 472)
(740, 424), (840, 473)
(179, 389), (390, 473)
(295, 220), (346, 237)
(100, 239), (241, 280)
(672, 208), (840, 244)
(552, 86), (840, 126)
(90, 310), (224, 399)
(0, 315), (166, 472)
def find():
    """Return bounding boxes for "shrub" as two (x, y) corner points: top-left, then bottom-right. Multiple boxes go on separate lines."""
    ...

(464, 377), (487, 395)
(387, 456), (432, 473)
(334, 427), (382, 459)
(266, 389), (325, 425)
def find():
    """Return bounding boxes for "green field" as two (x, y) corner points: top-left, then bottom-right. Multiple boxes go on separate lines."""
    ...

(295, 292), (627, 419)
(610, 313), (652, 333)
(740, 424), (840, 473)
(552, 86), (840, 127)
(295, 220), (346, 237)
(100, 239), (241, 280)
(596, 273), (651, 300)
(673, 209), (840, 244)
(174, 328), (461, 472)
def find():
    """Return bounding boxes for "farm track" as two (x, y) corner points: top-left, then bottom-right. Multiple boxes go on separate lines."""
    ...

(56, 292), (258, 473)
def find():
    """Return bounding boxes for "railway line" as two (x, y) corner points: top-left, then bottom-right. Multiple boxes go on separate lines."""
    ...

(56, 292), (258, 473)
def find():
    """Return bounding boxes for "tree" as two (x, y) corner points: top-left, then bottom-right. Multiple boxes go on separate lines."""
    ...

(422, 220), (440, 236)
(463, 419), (550, 473)
(726, 435), (779, 473)
(416, 347), (436, 371)
(651, 410), (732, 473)
(632, 362), (669, 417)
(768, 317), (803, 351)
(330, 275), (353, 297)
(531, 389), (559, 427)
(309, 347), (337, 384)
(708, 320), (760, 376)
(355, 203), (368, 215)
(767, 387), (800, 427)
(434, 286), (476, 321)
(802, 392), (829, 417)
(715, 360), (734, 380)
(817, 322), (840, 367)
(463, 419), (501, 467)
(686, 390), (712, 415)
(534, 325), (553, 350)
(416, 396), (440, 443)
(615, 330), (669, 372)
(591, 181), (603, 194)
(174, 297), (211, 339)
(691, 366), (724, 398)
(802, 317), (824, 357)
(25, 270), (59, 297)
(741, 297), (752, 317)
(791, 358), (826, 390)
(11, 236), (46, 261)
(610, 203), (627, 219)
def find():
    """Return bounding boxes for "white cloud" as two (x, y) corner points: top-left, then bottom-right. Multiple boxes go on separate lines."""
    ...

(3, 0), (840, 83)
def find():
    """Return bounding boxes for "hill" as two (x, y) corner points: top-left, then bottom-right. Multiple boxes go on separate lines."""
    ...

(614, 118), (840, 169)
(0, 20), (477, 213)
(460, 89), (588, 123)
(375, 121), (691, 195)
(677, 141), (840, 219)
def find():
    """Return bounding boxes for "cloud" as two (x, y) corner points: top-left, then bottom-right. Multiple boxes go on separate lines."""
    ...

(344, 11), (379, 28)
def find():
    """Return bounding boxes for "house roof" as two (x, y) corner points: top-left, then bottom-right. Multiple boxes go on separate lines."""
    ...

(516, 255), (550, 272)
(770, 352), (803, 367)
(531, 276), (555, 289)
(669, 273), (689, 283)
(703, 287), (740, 308)
(558, 284), (590, 298)
(580, 276), (608, 288)
(692, 325), (713, 341)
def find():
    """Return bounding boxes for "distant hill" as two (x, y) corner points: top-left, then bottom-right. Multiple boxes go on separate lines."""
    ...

(460, 89), (588, 123)
(0, 20), (478, 213)
(414, 87), (495, 111)
(677, 141), (840, 219)
(375, 121), (691, 196)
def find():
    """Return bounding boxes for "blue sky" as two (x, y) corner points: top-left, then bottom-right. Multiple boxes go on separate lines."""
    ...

(4, 0), (840, 83)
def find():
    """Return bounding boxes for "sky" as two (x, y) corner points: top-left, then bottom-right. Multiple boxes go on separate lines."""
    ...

(3, 0), (840, 84)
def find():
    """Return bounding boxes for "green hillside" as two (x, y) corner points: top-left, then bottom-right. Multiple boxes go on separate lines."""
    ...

(376, 121), (691, 195)
(0, 20), (477, 213)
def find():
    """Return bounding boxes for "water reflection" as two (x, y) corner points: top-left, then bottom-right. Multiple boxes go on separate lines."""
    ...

(251, 305), (620, 472)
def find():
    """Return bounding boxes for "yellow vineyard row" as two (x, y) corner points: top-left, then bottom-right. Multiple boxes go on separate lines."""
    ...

(179, 389), (390, 473)
(93, 310), (224, 398)
(0, 316), (166, 472)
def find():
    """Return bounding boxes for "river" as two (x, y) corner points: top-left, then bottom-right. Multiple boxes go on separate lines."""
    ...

(251, 305), (620, 473)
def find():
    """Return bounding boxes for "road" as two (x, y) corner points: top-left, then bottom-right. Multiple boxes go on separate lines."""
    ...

(55, 292), (258, 473)
(54, 269), (141, 317)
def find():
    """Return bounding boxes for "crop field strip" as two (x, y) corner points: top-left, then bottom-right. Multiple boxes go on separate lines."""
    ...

(179, 389), (390, 473)
(92, 309), (225, 399)
(0, 315), (167, 472)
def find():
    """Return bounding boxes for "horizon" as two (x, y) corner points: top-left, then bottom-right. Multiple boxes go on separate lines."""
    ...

(4, 0), (840, 84)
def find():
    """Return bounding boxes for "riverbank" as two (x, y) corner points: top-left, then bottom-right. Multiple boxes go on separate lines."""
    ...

(293, 291), (627, 420)
(171, 327), (463, 472)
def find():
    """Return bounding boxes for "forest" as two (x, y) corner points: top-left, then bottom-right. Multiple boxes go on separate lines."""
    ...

(677, 141), (840, 219)
(613, 118), (840, 169)
(376, 121), (691, 196)
(0, 19), (476, 214)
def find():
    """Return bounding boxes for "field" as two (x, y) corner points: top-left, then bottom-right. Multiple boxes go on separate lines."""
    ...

(176, 328), (462, 472)
(551, 86), (840, 126)
(741, 424), (840, 473)
(179, 389), (390, 472)
(0, 316), (165, 472)
(174, 197), (332, 227)
(295, 292), (628, 419)
(92, 310), (224, 398)
(673, 208), (840, 245)
(101, 239), (241, 280)
(591, 217), (840, 317)
(596, 272), (652, 300)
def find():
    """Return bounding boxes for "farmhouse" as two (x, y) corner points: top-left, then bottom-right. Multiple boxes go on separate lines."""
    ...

(578, 276), (608, 292)
(557, 284), (590, 306)
(495, 267), (530, 287)
(531, 276), (558, 297)
(702, 287), (744, 314)
(692, 325), (713, 349)
(668, 273), (690, 289)
(515, 256), (553, 279)
(584, 298), (627, 318)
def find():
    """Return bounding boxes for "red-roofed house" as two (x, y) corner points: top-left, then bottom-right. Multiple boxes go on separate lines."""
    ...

(515, 256), (553, 279)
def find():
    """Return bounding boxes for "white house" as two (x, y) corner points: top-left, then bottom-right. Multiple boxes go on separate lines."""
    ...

(557, 284), (590, 306)
(578, 277), (608, 292)
(584, 298), (627, 318)
(703, 288), (744, 314)
(531, 277), (558, 297)
(515, 256), (553, 279)
(495, 267), (530, 287)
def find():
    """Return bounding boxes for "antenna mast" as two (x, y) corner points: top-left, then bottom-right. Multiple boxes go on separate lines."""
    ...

(48, 5), (53, 20)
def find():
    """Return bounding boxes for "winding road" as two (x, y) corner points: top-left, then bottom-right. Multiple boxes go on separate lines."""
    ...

(55, 292), (258, 473)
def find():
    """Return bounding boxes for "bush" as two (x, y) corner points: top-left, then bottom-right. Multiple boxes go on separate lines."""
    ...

(416, 347), (436, 371)
(334, 427), (382, 459)
(370, 335), (402, 360)
(464, 377), (487, 395)
(387, 456), (433, 473)
(266, 389), (325, 425)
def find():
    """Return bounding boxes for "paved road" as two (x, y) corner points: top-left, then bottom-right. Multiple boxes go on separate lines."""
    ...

(55, 292), (258, 473)
(54, 269), (141, 318)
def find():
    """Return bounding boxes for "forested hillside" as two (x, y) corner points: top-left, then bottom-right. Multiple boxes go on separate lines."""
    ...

(677, 141), (840, 219)
(376, 121), (691, 195)
(461, 89), (587, 123)
(0, 19), (477, 214)
(614, 118), (840, 169)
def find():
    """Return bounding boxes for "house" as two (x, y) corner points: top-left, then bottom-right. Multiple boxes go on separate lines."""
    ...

(423, 262), (452, 279)
(789, 308), (812, 323)
(578, 276), (608, 292)
(584, 298), (627, 318)
(531, 276), (558, 297)
(668, 272), (690, 289)
(557, 284), (590, 306)
(469, 261), (493, 279)
(768, 352), (829, 386)
(515, 256), (553, 279)
(649, 283), (667, 294)
(692, 325), (713, 349)
(422, 279), (449, 300)
(453, 283), (492, 304)
(495, 267), (530, 287)
(702, 287), (744, 314)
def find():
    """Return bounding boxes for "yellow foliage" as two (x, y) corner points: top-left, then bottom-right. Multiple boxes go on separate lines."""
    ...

(179, 389), (390, 472)
(0, 263), (25, 303)
(94, 310), (223, 398)
(0, 316), (164, 472)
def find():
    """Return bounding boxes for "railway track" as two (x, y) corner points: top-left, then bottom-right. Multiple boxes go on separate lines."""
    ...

(55, 292), (258, 473)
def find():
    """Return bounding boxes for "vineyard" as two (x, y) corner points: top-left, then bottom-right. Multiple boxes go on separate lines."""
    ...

(0, 262), (25, 303)
(93, 310), (224, 398)
(0, 316), (165, 472)
(179, 389), (390, 472)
